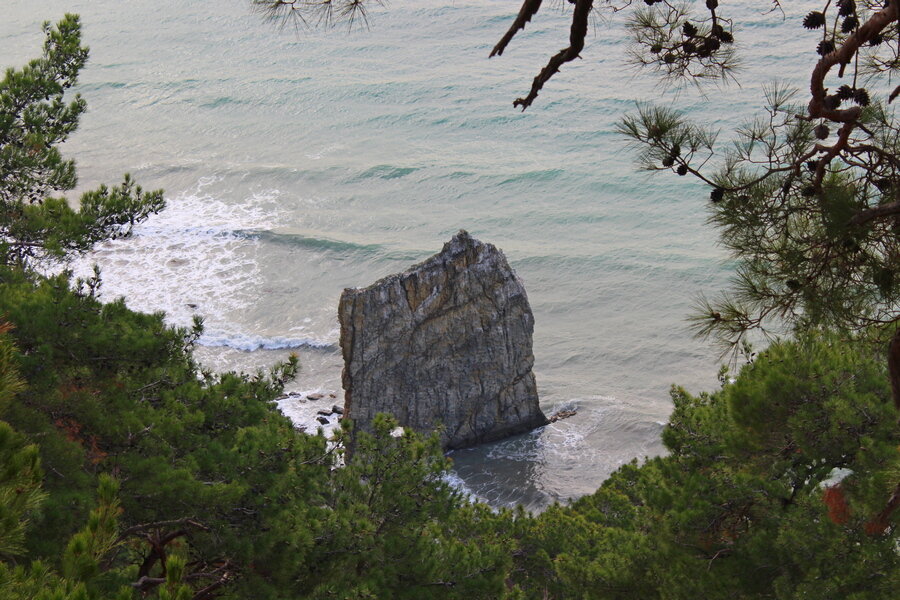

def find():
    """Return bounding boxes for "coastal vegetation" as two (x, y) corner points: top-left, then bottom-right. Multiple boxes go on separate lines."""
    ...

(1, 5), (899, 600)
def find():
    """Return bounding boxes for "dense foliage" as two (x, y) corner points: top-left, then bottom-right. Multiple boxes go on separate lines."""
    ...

(514, 332), (900, 598)
(0, 264), (518, 598)
(3, 276), (898, 598)
(1, 9), (898, 600)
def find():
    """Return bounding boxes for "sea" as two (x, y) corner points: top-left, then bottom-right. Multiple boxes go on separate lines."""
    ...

(3, 0), (820, 511)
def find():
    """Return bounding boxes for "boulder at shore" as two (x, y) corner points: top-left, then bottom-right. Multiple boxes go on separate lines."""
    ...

(339, 230), (548, 450)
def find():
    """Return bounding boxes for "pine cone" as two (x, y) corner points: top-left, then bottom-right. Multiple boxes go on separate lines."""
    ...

(841, 16), (859, 33)
(804, 12), (826, 29)
(817, 39), (836, 56)
(837, 0), (855, 17)
(836, 85), (854, 100)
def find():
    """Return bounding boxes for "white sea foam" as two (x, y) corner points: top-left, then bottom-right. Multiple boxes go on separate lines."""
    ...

(441, 471), (483, 504)
(275, 392), (342, 438)
(482, 399), (608, 463)
(69, 177), (290, 330)
(197, 331), (336, 352)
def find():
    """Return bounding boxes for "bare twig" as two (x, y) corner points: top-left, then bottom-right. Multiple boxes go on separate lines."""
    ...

(490, 0), (544, 58)
(513, 0), (594, 110)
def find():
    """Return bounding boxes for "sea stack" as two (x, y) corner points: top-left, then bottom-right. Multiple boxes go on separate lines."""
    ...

(338, 230), (547, 450)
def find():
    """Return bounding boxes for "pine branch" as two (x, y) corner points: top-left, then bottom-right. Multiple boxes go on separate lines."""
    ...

(114, 517), (208, 545)
(848, 200), (900, 226)
(513, 0), (593, 110)
(809, 2), (900, 122)
(490, 0), (544, 58)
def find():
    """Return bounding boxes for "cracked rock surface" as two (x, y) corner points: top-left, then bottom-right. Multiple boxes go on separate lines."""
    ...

(339, 230), (547, 450)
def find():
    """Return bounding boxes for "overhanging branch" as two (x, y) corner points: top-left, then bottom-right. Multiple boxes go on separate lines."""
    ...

(808, 3), (900, 122)
(513, 0), (593, 110)
(490, 0), (543, 58)
(849, 200), (900, 226)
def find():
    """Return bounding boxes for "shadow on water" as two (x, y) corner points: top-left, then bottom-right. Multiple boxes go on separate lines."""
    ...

(448, 430), (548, 512)
(447, 396), (669, 513)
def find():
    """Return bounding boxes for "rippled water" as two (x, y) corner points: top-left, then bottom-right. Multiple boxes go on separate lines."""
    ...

(4, 0), (820, 510)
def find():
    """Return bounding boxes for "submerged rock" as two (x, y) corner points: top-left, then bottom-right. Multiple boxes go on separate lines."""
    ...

(339, 230), (547, 450)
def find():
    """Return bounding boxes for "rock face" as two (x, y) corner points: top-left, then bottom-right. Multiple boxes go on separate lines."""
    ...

(339, 230), (547, 450)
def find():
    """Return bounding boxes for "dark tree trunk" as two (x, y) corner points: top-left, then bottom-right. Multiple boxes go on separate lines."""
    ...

(889, 328), (900, 411)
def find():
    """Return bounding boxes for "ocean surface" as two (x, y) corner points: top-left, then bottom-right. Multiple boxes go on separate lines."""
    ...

(3, 0), (819, 510)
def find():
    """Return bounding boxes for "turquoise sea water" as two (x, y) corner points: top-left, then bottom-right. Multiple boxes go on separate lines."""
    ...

(3, 1), (819, 509)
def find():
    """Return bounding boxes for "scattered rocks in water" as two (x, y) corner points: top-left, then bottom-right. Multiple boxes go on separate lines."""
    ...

(339, 230), (548, 451)
(316, 409), (333, 416)
(316, 416), (330, 425)
(307, 393), (325, 401)
(332, 405), (344, 415)
(186, 303), (198, 309)
(548, 410), (577, 423)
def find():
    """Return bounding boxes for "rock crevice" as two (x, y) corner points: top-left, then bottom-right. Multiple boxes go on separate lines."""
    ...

(339, 230), (548, 450)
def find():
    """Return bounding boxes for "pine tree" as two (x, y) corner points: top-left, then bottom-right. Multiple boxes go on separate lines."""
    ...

(0, 14), (163, 268)
(512, 333), (900, 599)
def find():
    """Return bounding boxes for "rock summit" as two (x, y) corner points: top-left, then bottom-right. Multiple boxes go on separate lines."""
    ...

(339, 230), (548, 450)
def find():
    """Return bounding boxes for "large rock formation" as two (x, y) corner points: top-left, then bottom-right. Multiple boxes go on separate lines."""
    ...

(339, 230), (547, 450)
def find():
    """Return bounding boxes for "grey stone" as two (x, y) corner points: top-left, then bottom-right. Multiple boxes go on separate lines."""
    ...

(332, 405), (344, 415)
(316, 416), (330, 425)
(339, 230), (547, 450)
(548, 409), (577, 423)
